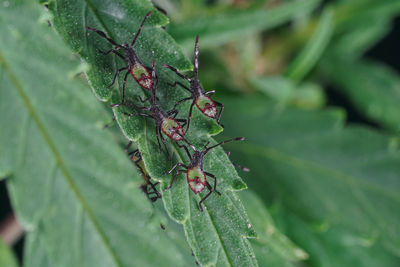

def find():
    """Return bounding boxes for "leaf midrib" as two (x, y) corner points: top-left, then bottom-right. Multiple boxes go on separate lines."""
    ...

(0, 49), (122, 267)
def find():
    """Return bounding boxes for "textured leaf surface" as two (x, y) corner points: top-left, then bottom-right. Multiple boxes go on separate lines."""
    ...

(168, 0), (322, 49)
(48, 0), (257, 266)
(24, 228), (51, 267)
(274, 208), (400, 267)
(0, 238), (18, 267)
(220, 96), (400, 259)
(320, 59), (400, 132)
(0, 2), (196, 266)
(239, 190), (308, 267)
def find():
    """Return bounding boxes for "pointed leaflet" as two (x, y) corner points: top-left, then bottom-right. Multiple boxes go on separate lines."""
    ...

(168, 0), (322, 49)
(0, 2), (196, 266)
(221, 96), (400, 257)
(48, 0), (256, 266)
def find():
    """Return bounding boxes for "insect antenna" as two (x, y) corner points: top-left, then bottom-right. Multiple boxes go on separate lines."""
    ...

(225, 151), (250, 172)
(131, 11), (152, 46)
(193, 35), (200, 80)
(87, 27), (123, 48)
(204, 137), (244, 154)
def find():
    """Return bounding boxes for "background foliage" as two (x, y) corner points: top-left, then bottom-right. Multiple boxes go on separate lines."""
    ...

(1, 0), (400, 266)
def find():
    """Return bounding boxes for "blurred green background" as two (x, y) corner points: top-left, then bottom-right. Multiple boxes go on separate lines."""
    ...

(1, 0), (400, 266)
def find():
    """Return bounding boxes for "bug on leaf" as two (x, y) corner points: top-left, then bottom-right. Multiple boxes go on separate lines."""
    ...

(88, 11), (153, 107)
(122, 61), (186, 157)
(126, 142), (162, 202)
(165, 137), (245, 211)
(163, 35), (223, 133)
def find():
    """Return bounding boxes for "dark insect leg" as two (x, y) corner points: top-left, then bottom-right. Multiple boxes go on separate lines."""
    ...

(193, 35), (200, 79)
(162, 64), (190, 81)
(88, 27), (123, 47)
(176, 142), (192, 160)
(111, 70), (130, 108)
(131, 11), (152, 46)
(166, 162), (188, 175)
(168, 81), (192, 94)
(98, 47), (121, 55)
(108, 67), (128, 88)
(122, 111), (152, 118)
(124, 141), (133, 153)
(159, 127), (171, 159)
(185, 100), (196, 134)
(204, 172), (221, 195)
(167, 109), (178, 118)
(148, 181), (161, 200)
(137, 95), (152, 103)
(172, 97), (192, 110)
(165, 169), (186, 191)
(155, 126), (163, 153)
(214, 100), (224, 125)
(198, 182), (213, 212)
(103, 116), (116, 129)
(204, 137), (244, 154)
(175, 118), (187, 128)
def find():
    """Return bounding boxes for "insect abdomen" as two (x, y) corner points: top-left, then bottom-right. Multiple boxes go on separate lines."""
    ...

(131, 62), (152, 90)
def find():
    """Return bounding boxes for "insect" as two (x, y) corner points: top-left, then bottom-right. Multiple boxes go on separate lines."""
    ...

(88, 11), (153, 107)
(165, 137), (245, 211)
(163, 35), (224, 133)
(126, 142), (162, 202)
(122, 61), (186, 157)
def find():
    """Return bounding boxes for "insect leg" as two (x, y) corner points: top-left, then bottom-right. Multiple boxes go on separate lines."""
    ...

(176, 142), (192, 160)
(165, 169), (186, 191)
(103, 116), (116, 129)
(159, 127), (171, 159)
(214, 100), (224, 124)
(166, 162), (188, 175)
(185, 100), (196, 134)
(155, 125), (162, 153)
(131, 11), (152, 46)
(87, 27), (123, 47)
(172, 97), (192, 110)
(111, 70), (131, 108)
(168, 81), (192, 94)
(198, 182), (213, 212)
(108, 67), (128, 88)
(204, 172), (221, 195)
(162, 64), (191, 82)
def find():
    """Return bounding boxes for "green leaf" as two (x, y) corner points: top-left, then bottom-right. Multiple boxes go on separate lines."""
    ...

(220, 96), (400, 258)
(0, 238), (18, 267)
(320, 59), (400, 133)
(48, 0), (257, 266)
(239, 190), (308, 266)
(285, 8), (334, 83)
(326, 0), (400, 59)
(251, 76), (326, 109)
(168, 0), (322, 49)
(0, 2), (197, 266)
(24, 228), (51, 267)
(273, 205), (400, 267)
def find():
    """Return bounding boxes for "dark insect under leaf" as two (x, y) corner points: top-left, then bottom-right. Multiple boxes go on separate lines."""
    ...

(126, 141), (161, 202)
